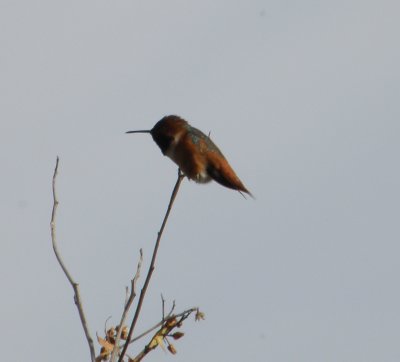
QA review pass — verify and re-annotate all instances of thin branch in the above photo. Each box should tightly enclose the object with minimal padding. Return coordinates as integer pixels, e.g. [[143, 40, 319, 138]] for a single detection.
[[130, 308, 197, 362], [161, 294, 166, 322], [50, 157, 96, 362], [129, 307, 197, 345], [104, 316, 112, 336], [118, 170, 185, 362], [169, 300, 176, 317], [110, 249, 144, 362]]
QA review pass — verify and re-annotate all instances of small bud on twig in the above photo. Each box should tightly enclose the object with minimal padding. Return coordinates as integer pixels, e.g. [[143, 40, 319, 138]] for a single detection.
[[167, 344, 177, 354], [172, 332, 184, 340]]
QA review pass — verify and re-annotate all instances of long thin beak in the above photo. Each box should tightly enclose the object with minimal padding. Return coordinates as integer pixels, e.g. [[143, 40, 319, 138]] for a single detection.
[[126, 130, 151, 134]]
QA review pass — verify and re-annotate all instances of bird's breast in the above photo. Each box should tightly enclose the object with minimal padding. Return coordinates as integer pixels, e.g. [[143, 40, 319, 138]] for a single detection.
[[165, 135, 212, 183]]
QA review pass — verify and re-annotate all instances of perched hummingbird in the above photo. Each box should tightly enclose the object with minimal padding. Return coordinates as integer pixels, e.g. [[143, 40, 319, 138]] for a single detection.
[[126, 115, 252, 197]]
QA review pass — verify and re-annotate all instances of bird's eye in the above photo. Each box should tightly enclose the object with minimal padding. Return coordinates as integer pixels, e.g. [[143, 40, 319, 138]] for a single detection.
[[155, 135, 174, 154]]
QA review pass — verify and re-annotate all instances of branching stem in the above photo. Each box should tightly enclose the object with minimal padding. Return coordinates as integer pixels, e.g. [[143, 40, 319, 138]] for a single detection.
[[50, 157, 96, 362], [118, 170, 185, 362]]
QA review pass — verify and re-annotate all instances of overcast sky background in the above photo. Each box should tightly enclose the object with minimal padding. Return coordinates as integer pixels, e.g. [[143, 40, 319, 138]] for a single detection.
[[1, 1, 400, 361]]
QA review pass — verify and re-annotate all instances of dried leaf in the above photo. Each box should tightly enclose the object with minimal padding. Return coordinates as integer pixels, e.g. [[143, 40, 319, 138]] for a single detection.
[[148, 333, 165, 351], [195, 310, 205, 321], [121, 325, 128, 340], [97, 335, 114, 353], [155, 335, 167, 352], [107, 327, 115, 337], [96, 346, 111, 361]]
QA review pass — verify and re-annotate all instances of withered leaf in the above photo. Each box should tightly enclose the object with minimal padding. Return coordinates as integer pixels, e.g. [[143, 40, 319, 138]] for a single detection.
[[195, 310, 205, 321], [97, 335, 114, 353]]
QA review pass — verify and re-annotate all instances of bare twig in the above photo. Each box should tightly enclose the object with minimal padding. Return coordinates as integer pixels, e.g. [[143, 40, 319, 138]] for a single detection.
[[118, 170, 185, 362], [169, 300, 176, 317], [50, 157, 96, 362], [161, 294, 166, 322], [110, 249, 144, 362], [104, 316, 112, 336], [129, 306, 197, 345]]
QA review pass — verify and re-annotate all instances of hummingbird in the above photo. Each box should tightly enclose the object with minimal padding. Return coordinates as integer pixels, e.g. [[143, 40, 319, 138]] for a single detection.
[[127, 115, 252, 197]]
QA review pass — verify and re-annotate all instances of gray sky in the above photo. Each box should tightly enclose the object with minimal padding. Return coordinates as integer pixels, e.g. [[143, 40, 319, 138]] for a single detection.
[[1, 0, 400, 361]]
